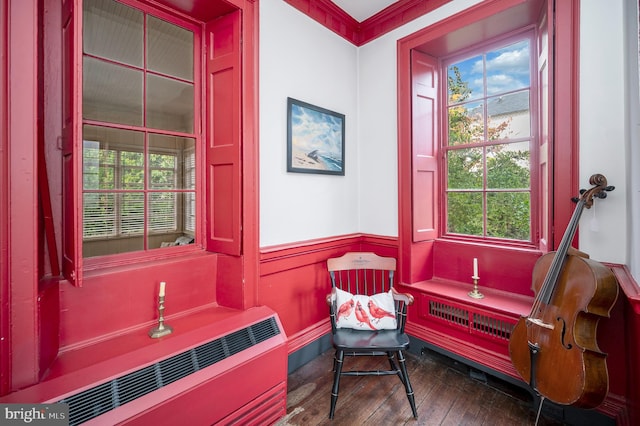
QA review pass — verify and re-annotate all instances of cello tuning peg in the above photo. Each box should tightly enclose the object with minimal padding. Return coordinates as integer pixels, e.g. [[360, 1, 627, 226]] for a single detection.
[[605, 185, 615, 192], [579, 189, 587, 195], [596, 192, 608, 199], [571, 197, 580, 203]]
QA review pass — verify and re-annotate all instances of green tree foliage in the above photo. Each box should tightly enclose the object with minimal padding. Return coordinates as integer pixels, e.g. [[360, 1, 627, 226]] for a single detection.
[[446, 66, 531, 240], [83, 147, 179, 238]]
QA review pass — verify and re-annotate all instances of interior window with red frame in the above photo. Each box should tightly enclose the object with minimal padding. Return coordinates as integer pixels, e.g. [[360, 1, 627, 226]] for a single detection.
[[81, 0, 199, 258]]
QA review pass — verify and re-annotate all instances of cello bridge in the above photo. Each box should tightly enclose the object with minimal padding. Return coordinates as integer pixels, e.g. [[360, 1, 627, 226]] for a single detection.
[[526, 317, 555, 330]]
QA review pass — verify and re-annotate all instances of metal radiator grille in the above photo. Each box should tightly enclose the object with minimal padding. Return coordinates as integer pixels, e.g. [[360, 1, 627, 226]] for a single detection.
[[59, 317, 281, 425], [472, 312, 514, 340], [428, 300, 469, 327], [428, 300, 515, 341]]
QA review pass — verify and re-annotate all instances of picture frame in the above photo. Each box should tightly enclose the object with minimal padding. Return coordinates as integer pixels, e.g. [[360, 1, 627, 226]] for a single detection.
[[287, 97, 345, 175]]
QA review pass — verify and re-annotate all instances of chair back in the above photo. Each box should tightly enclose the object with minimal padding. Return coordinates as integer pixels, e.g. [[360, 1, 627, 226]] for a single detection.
[[328, 252, 396, 296], [327, 252, 412, 333]]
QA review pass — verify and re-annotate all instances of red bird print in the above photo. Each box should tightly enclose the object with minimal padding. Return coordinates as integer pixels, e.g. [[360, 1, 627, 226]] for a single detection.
[[355, 301, 376, 330], [337, 299, 354, 321], [368, 299, 395, 321]]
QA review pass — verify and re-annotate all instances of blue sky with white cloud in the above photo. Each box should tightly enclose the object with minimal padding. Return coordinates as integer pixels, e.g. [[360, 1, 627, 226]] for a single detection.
[[448, 39, 531, 101], [290, 103, 343, 157]]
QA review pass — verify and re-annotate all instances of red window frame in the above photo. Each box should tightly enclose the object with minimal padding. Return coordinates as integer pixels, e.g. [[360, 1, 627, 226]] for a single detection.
[[62, 0, 243, 285], [81, 0, 202, 268], [397, 0, 579, 286]]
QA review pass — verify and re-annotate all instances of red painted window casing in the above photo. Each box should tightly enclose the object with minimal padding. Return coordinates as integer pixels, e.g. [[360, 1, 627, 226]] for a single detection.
[[398, 0, 578, 289], [62, 0, 244, 286]]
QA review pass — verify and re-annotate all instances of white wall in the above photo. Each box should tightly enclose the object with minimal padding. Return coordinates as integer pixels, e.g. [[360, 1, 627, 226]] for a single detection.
[[259, 0, 359, 247], [260, 0, 635, 273], [624, 0, 640, 278], [356, 0, 482, 236], [259, 0, 480, 246], [578, 0, 629, 265]]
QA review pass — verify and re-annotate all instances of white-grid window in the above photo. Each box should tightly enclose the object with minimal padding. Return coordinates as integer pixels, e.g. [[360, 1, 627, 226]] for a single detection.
[[81, 0, 198, 257], [443, 34, 536, 243]]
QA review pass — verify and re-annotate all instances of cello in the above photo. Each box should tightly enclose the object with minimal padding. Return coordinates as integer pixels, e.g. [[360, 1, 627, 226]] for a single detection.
[[509, 174, 619, 411]]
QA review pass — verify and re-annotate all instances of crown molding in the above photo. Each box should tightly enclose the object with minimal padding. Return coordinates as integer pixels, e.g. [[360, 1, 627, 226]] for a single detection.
[[284, 0, 452, 46]]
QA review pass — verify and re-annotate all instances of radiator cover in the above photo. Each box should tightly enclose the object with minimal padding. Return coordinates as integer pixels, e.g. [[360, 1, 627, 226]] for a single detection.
[[60, 317, 282, 425], [0, 307, 288, 426]]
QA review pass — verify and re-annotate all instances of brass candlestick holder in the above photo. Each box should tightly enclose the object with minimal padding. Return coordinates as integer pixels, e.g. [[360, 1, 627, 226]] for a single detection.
[[468, 276, 484, 299], [149, 295, 173, 338]]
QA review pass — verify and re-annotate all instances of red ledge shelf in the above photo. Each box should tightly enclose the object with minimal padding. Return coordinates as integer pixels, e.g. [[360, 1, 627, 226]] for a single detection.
[[406, 278, 533, 318]]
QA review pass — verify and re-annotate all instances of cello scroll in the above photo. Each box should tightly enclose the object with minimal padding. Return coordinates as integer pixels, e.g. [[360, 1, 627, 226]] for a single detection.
[[571, 173, 615, 207]]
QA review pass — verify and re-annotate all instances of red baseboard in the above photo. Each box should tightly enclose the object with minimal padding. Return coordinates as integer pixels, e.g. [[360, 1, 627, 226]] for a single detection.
[[287, 320, 331, 354]]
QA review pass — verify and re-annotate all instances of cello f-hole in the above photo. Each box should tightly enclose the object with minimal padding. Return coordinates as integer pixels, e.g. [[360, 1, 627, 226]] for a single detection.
[[557, 316, 573, 350]]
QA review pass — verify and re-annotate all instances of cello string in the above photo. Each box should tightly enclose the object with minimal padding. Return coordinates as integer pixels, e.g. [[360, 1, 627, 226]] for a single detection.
[[530, 198, 586, 320], [539, 200, 584, 304]]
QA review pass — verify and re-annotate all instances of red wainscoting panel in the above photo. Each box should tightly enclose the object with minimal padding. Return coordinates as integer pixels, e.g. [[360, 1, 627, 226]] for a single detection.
[[259, 234, 398, 352], [59, 252, 218, 350], [431, 239, 541, 296], [611, 265, 640, 425]]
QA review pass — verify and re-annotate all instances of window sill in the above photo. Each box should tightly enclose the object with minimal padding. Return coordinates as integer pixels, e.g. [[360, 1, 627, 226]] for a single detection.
[[436, 235, 540, 252], [83, 245, 208, 275], [406, 278, 533, 318]]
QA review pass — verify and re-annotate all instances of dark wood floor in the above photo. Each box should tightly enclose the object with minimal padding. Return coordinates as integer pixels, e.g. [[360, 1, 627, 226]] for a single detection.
[[278, 348, 569, 426]]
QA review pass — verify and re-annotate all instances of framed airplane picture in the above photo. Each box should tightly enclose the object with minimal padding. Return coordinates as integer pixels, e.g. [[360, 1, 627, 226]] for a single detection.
[[287, 97, 345, 175]]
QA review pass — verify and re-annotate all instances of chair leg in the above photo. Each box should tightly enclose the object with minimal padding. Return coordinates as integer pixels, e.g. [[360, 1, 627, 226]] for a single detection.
[[387, 352, 404, 383], [329, 350, 344, 419], [397, 350, 418, 418], [387, 351, 396, 371]]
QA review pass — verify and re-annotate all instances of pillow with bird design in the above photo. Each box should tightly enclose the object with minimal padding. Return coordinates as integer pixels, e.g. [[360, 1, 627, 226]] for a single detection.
[[334, 287, 397, 331]]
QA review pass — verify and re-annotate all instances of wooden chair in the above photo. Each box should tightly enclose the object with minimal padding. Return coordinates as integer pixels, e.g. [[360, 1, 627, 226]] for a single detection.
[[326, 252, 417, 419]]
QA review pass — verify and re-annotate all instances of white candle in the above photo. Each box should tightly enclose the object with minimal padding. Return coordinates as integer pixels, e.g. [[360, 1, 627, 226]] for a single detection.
[[473, 258, 478, 278], [159, 281, 166, 298]]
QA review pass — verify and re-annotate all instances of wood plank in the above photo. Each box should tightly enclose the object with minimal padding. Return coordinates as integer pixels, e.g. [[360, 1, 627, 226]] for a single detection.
[[278, 348, 568, 426]]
